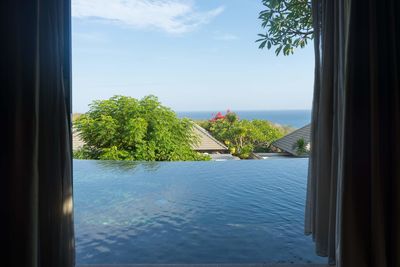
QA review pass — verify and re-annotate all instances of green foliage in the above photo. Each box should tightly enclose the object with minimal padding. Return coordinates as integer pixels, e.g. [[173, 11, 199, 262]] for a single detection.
[[201, 111, 286, 159], [250, 119, 288, 152], [294, 137, 309, 156], [74, 95, 210, 161], [257, 0, 313, 55]]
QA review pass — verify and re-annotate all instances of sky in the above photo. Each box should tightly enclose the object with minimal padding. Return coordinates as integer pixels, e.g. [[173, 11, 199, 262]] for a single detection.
[[72, 0, 315, 112]]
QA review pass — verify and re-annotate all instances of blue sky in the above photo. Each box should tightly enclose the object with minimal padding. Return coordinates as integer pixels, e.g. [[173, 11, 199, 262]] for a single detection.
[[72, 0, 315, 112]]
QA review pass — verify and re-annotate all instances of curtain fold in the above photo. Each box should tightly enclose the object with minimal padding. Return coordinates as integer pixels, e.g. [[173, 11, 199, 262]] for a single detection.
[[306, 0, 400, 266], [1, 1, 74, 267], [305, 0, 340, 263]]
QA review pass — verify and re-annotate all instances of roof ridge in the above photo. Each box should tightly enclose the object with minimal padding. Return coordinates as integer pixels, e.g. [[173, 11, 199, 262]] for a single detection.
[[271, 123, 311, 156], [272, 123, 311, 143]]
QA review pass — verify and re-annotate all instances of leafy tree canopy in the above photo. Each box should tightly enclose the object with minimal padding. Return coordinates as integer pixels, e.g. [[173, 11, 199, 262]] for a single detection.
[[74, 95, 209, 161], [257, 0, 313, 55], [200, 111, 287, 159]]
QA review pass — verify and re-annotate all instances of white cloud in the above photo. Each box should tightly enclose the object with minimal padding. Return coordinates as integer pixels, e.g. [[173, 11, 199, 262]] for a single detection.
[[72, 0, 224, 34]]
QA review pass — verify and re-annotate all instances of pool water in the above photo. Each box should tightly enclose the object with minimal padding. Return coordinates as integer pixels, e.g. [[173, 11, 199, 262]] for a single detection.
[[74, 159, 325, 264]]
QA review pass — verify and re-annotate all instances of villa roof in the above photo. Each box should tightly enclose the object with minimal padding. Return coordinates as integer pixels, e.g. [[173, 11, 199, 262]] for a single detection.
[[272, 124, 311, 156], [73, 123, 229, 154], [191, 123, 229, 153]]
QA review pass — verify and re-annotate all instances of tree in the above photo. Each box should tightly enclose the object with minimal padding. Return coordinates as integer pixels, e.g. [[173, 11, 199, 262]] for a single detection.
[[257, 0, 313, 55], [74, 95, 209, 161], [200, 111, 287, 159], [250, 119, 287, 152]]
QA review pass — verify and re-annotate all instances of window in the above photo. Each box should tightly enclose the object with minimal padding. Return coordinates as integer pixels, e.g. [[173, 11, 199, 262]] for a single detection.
[[72, 0, 323, 265]]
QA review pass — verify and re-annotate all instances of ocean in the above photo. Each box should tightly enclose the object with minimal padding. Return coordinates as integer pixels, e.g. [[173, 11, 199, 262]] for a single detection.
[[177, 110, 311, 128]]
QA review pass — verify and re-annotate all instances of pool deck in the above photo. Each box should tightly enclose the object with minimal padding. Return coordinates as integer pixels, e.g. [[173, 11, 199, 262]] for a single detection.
[[77, 264, 331, 267]]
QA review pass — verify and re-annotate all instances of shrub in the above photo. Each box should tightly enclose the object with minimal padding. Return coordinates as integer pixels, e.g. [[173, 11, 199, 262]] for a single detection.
[[202, 111, 286, 159], [74, 95, 209, 161], [294, 138, 310, 156]]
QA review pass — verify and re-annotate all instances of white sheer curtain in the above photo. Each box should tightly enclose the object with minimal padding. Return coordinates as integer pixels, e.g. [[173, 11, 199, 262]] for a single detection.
[[305, 0, 400, 266]]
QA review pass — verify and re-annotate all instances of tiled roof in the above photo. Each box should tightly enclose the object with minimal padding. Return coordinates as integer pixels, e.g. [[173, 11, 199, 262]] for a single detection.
[[191, 123, 228, 152], [72, 124, 228, 153], [272, 124, 311, 156]]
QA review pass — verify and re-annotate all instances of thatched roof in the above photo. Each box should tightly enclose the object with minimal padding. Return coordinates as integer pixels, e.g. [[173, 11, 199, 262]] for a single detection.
[[272, 124, 311, 156]]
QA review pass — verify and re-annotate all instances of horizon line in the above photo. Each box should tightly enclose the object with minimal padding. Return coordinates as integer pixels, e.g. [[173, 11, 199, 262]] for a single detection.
[[73, 109, 312, 113], [175, 109, 312, 112]]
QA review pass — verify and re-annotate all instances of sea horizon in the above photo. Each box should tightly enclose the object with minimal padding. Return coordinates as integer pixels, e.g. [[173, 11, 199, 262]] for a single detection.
[[72, 109, 312, 129], [176, 109, 311, 129]]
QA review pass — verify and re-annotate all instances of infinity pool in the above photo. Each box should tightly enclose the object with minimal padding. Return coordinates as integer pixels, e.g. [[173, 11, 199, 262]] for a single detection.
[[74, 159, 325, 264]]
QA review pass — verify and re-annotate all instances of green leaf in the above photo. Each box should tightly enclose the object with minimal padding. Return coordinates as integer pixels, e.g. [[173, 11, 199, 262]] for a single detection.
[[257, 0, 313, 56]]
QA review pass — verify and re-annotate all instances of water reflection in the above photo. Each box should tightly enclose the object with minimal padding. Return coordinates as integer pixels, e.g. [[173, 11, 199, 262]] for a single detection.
[[94, 160, 161, 173], [74, 159, 326, 265]]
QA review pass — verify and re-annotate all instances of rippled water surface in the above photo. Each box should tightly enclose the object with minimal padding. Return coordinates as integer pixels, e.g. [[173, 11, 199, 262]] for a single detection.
[[74, 159, 325, 264]]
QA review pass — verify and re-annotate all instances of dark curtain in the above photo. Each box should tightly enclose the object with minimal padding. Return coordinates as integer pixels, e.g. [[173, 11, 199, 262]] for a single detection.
[[1, 1, 75, 267], [305, 0, 343, 264], [306, 0, 400, 266]]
